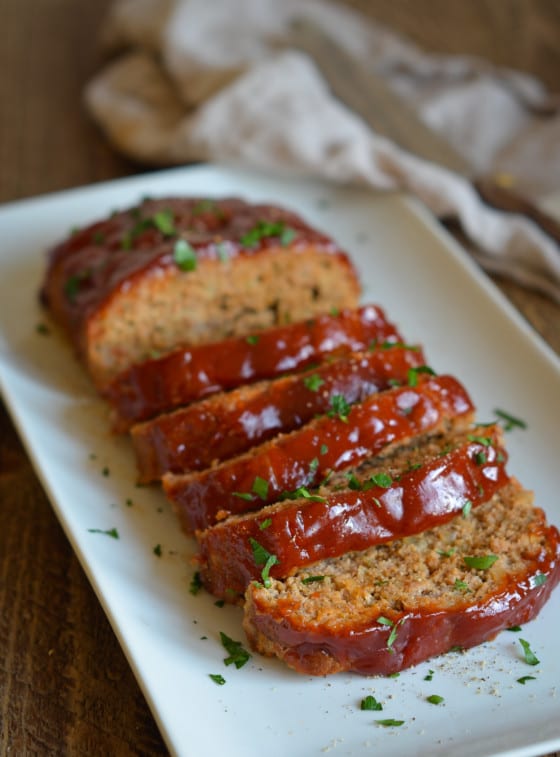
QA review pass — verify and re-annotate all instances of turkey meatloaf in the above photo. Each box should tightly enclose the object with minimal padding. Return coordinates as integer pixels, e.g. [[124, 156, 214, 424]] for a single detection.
[[163, 373, 475, 533], [243, 479, 560, 676], [105, 304, 404, 430], [131, 343, 427, 482], [196, 424, 509, 599], [40, 197, 361, 389]]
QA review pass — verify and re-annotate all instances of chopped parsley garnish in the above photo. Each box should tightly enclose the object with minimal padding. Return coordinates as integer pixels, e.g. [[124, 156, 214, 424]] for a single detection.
[[303, 374, 325, 392], [517, 676, 537, 685], [320, 444, 329, 455], [507, 625, 522, 632], [462, 500, 472, 518], [87, 527, 119, 539], [377, 616, 404, 653], [376, 719, 405, 727], [453, 579, 471, 593], [519, 638, 540, 666], [209, 673, 226, 685], [190, 571, 202, 595], [214, 600, 225, 608], [328, 394, 351, 422], [423, 669, 435, 681], [121, 208, 176, 248], [474, 451, 487, 465], [463, 554, 499, 570], [64, 273, 84, 302], [153, 209, 176, 235], [240, 220, 296, 248], [360, 695, 382, 711], [248, 538, 279, 587], [102, 466, 110, 477], [301, 575, 325, 585], [36, 323, 50, 335], [246, 334, 260, 345], [220, 631, 251, 668], [232, 491, 253, 501], [258, 518, 272, 530], [92, 231, 105, 245], [280, 486, 326, 503], [467, 434, 493, 446], [252, 476, 269, 501], [329, 307, 340, 317], [437, 547, 456, 557], [369, 472, 393, 488], [532, 573, 547, 587], [309, 457, 319, 475], [494, 408, 527, 431], [345, 471, 392, 492], [426, 694, 444, 705], [173, 239, 197, 271], [346, 472, 362, 490], [407, 365, 435, 387], [153, 544, 162, 557]]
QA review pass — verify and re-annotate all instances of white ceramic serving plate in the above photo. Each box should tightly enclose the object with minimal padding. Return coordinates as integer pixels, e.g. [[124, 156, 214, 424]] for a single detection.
[[0, 165, 559, 757]]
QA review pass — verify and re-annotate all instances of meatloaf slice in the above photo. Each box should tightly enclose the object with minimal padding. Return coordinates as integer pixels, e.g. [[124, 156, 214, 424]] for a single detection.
[[243, 479, 560, 676], [40, 197, 361, 389], [196, 425, 509, 599], [163, 374, 475, 533], [131, 344, 427, 482], [105, 304, 404, 430]]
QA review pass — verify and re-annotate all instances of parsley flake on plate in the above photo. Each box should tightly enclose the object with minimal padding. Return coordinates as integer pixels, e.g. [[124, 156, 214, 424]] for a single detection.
[[220, 631, 251, 669], [360, 695, 382, 711], [87, 527, 119, 539]]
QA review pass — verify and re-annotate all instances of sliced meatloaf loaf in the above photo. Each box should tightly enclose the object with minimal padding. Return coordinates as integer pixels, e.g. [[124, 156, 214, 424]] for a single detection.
[[196, 425, 509, 599], [131, 343, 427, 482], [105, 304, 404, 430], [243, 479, 560, 676], [163, 374, 475, 533], [40, 197, 361, 389]]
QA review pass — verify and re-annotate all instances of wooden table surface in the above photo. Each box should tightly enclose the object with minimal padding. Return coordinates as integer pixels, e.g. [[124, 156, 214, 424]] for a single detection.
[[1, 1, 558, 754]]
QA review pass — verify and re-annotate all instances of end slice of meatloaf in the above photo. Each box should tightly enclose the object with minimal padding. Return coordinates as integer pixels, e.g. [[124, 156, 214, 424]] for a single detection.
[[163, 373, 475, 534], [105, 304, 405, 430], [243, 479, 560, 677], [131, 343, 427, 482], [40, 197, 361, 389], [196, 425, 509, 599]]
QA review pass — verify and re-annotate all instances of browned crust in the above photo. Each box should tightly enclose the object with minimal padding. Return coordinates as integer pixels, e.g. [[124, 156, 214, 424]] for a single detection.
[[40, 197, 361, 387]]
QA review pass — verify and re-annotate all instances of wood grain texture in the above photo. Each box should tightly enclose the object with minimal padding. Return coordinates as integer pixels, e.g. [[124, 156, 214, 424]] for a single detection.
[[0, 1, 558, 754]]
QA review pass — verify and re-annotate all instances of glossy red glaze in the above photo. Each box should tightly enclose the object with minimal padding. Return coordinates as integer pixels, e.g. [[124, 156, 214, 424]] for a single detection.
[[164, 374, 474, 533], [197, 429, 509, 597], [41, 197, 349, 344], [131, 345, 427, 481], [246, 521, 560, 676], [106, 304, 404, 429]]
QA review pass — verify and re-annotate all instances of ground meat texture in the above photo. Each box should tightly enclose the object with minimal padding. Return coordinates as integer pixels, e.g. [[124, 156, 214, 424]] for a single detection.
[[105, 304, 405, 431], [196, 425, 509, 599], [40, 197, 361, 389], [243, 480, 560, 676]]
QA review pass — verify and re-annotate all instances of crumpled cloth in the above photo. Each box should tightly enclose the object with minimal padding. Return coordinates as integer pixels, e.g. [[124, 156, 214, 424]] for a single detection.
[[84, 0, 560, 301]]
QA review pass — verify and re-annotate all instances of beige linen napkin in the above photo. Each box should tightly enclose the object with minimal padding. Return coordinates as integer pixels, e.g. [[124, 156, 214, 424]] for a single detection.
[[85, 0, 560, 301]]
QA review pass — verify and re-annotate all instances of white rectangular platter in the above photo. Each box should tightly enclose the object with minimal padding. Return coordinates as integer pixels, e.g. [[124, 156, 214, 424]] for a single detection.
[[0, 164, 559, 757]]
